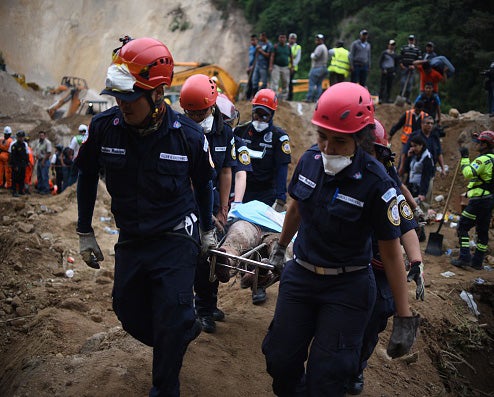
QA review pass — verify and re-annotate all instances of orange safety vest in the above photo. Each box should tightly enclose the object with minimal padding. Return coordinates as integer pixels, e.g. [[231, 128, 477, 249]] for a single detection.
[[401, 110, 427, 144]]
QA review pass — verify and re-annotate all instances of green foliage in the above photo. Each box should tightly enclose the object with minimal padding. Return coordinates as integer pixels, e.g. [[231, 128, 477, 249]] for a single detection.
[[227, 0, 494, 112]]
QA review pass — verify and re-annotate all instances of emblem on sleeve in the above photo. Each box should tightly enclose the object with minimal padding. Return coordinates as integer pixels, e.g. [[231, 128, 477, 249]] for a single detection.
[[239, 150, 251, 165], [399, 200, 414, 220], [387, 198, 401, 226], [282, 141, 291, 154]]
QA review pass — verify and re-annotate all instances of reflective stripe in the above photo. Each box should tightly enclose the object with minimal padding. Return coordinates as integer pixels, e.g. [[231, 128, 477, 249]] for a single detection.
[[295, 258, 368, 275], [400, 111, 426, 144]]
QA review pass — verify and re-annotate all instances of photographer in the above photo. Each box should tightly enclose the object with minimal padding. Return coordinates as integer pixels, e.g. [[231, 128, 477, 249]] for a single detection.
[[482, 61, 494, 116]]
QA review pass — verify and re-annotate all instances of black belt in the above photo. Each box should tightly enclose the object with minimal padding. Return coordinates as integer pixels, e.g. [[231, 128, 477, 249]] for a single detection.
[[295, 258, 368, 275]]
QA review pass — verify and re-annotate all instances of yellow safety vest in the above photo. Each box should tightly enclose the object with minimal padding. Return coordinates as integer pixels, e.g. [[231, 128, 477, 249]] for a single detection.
[[289, 44, 301, 71], [328, 47, 350, 78]]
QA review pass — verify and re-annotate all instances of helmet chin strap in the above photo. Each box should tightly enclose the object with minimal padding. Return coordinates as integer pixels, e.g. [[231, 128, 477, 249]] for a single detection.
[[130, 91, 166, 136]]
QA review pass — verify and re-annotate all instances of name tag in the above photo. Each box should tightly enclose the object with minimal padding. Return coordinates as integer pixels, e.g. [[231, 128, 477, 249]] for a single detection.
[[160, 153, 188, 162], [336, 193, 364, 208], [101, 147, 126, 155], [298, 174, 316, 188], [215, 146, 226, 152]]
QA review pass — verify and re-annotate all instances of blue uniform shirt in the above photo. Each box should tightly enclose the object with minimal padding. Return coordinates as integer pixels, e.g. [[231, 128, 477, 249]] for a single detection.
[[234, 122, 291, 198], [76, 105, 214, 235], [289, 145, 402, 268]]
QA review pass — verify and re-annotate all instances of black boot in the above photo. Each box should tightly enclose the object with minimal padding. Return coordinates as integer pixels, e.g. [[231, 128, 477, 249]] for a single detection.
[[346, 372, 364, 395]]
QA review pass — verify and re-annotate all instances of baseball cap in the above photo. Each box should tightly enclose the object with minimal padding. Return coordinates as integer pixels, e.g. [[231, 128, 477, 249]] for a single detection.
[[16, 130, 25, 138], [426, 41, 434, 47], [315, 34, 324, 40], [408, 34, 415, 40], [389, 39, 396, 45], [360, 29, 368, 35], [100, 86, 146, 101], [289, 33, 297, 39], [4, 126, 12, 135]]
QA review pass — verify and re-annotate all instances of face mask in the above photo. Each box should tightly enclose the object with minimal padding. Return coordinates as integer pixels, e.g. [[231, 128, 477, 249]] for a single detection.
[[252, 121, 269, 132], [200, 114, 214, 133], [321, 153, 352, 176]]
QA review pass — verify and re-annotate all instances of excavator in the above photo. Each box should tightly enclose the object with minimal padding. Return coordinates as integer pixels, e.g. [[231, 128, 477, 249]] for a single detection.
[[47, 76, 88, 119]]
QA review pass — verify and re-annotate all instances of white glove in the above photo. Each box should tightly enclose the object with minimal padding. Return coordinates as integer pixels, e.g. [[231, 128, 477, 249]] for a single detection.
[[78, 231, 104, 269], [272, 199, 287, 213], [269, 241, 287, 275], [227, 202, 242, 221], [200, 228, 217, 257]]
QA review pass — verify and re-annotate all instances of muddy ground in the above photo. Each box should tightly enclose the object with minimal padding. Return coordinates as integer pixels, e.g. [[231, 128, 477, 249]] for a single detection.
[[1, 73, 494, 396]]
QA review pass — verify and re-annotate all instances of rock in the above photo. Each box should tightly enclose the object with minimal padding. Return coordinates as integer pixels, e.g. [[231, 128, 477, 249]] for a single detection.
[[17, 222, 35, 233], [15, 306, 31, 316], [11, 295, 22, 308], [95, 276, 113, 285], [39, 232, 53, 240], [13, 263, 23, 272], [59, 298, 89, 312], [80, 331, 107, 353], [448, 108, 459, 118]]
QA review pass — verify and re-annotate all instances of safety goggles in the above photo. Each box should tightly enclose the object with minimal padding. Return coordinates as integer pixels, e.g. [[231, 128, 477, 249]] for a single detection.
[[184, 107, 211, 118], [252, 110, 271, 122]]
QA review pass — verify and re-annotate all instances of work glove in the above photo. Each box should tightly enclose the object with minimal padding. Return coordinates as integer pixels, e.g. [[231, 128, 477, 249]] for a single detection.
[[407, 261, 425, 301], [269, 241, 287, 276], [413, 206, 426, 226], [386, 314, 420, 359], [200, 228, 217, 257], [459, 146, 469, 158], [78, 231, 104, 269], [272, 199, 287, 213]]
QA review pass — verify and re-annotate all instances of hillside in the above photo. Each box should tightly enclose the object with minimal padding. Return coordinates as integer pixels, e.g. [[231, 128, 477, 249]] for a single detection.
[[0, 66, 494, 396]]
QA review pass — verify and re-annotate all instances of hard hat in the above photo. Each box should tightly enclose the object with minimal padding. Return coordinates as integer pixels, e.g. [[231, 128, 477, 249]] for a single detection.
[[179, 74, 218, 111], [101, 37, 174, 101], [252, 89, 278, 111], [16, 130, 26, 138], [4, 126, 12, 135], [216, 93, 237, 120], [78, 124, 88, 133], [477, 130, 494, 146], [312, 82, 374, 133], [373, 119, 389, 148]]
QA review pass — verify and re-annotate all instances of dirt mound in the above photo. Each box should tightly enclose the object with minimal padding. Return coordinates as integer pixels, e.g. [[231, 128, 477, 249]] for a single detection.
[[1, 91, 494, 397]]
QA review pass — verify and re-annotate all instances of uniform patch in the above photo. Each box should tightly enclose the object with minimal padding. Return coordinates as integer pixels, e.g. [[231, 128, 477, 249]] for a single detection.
[[336, 193, 364, 207], [247, 147, 266, 159], [101, 147, 126, 155], [381, 187, 397, 203], [215, 146, 226, 152], [472, 161, 480, 170], [298, 174, 316, 188], [159, 153, 188, 162], [387, 198, 401, 226], [399, 199, 414, 220], [238, 149, 250, 165], [173, 121, 182, 129], [351, 172, 362, 180], [282, 141, 291, 154], [314, 154, 321, 160], [263, 131, 272, 143], [113, 118, 120, 126]]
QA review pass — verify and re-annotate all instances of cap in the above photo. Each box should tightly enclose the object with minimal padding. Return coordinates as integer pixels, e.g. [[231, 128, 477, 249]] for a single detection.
[[360, 29, 368, 35], [336, 40, 344, 47], [426, 41, 434, 47], [389, 39, 396, 45], [16, 130, 25, 138], [78, 124, 88, 132], [4, 126, 12, 135], [315, 34, 324, 40], [100, 86, 146, 101], [289, 33, 297, 39], [408, 34, 415, 40]]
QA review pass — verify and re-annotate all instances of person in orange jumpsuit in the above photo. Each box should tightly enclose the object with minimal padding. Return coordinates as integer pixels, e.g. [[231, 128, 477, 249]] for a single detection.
[[24, 135, 35, 194], [0, 126, 13, 188]]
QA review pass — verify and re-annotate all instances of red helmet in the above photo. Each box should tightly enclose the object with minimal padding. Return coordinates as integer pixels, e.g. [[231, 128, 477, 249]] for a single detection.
[[252, 89, 278, 111], [179, 74, 218, 111], [373, 119, 389, 148], [112, 37, 174, 90], [478, 130, 494, 146], [312, 82, 374, 133]]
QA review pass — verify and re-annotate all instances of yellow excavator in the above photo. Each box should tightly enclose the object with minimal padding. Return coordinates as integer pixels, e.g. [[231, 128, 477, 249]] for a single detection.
[[47, 76, 88, 119]]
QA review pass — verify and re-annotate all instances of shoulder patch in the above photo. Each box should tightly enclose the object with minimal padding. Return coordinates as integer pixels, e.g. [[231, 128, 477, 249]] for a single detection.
[[398, 196, 414, 220], [281, 140, 291, 154], [238, 148, 251, 165], [381, 187, 397, 203], [387, 198, 401, 226]]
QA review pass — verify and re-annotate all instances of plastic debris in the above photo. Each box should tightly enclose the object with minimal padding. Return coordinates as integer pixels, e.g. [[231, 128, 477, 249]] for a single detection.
[[460, 290, 480, 316], [440, 271, 456, 278], [67, 256, 75, 264], [65, 269, 74, 278], [435, 195, 444, 202], [100, 217, 111, 222], [450, 222, 458, 228], [474, 277, 485, 285], [445, 249, 452, 256], [104, 226, 119, 235]]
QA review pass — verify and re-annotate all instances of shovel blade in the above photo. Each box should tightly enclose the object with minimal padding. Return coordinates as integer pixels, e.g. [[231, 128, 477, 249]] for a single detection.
[[425, 232, 443, 256], [394, 95, 406, 107]]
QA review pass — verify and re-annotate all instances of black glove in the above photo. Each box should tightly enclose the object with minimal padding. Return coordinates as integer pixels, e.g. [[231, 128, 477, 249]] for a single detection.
[[459, 146, 469, 158], [387, 314, 420, 359], [269, 241, 287, 275], [272, 199, 287, 213], [78, 231, 104, 269], [407, 261, 425, 301]]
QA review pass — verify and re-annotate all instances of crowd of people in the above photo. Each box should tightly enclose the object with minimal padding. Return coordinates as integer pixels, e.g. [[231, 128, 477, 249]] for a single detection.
[[3, 32, 493, 397], [0, 123, 87, 196]]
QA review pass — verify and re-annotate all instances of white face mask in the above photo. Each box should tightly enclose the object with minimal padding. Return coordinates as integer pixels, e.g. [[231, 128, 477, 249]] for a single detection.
[[200, 114, 214, 133], [321, 153, 352, 175], [252, 120, 269, 132]]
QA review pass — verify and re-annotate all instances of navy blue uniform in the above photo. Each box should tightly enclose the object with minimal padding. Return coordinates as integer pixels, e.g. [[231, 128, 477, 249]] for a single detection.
[[76, 105, 213, 397], [194, 114, 236, 318], [359, 164, 418, 375], [262, 145, 402, 396], [234, 122, 291, 205]]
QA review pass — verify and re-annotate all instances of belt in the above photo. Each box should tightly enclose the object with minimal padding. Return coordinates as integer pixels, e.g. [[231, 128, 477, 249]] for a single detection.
[[296, 258, 368, 275], [173, 213, 198, 231]]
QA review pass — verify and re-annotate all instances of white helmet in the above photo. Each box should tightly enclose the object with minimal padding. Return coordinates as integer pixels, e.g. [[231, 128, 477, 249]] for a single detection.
[[78, 124, 88, 133], [4, 126, 12, 135]]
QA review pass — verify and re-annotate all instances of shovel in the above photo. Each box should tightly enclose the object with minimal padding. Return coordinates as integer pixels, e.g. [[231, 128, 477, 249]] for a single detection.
[[425, 159, 461, 256], [394, 70, 411, 107]]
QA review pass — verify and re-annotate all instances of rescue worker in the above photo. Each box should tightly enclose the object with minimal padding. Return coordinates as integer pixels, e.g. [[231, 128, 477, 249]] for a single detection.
[[0, 126, 13, 189], [452, 130, 494, 270], [9, 130, 29, 197], [24, 135, 34, 194], [262, 82, 419, 396], [75, 37, 215, 397], [347, 119, 425, 395], [388, 101, 428, 146], [234, 88, 291, 211], [328, 40, 350, 85], [179, 74, 236, 334]]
